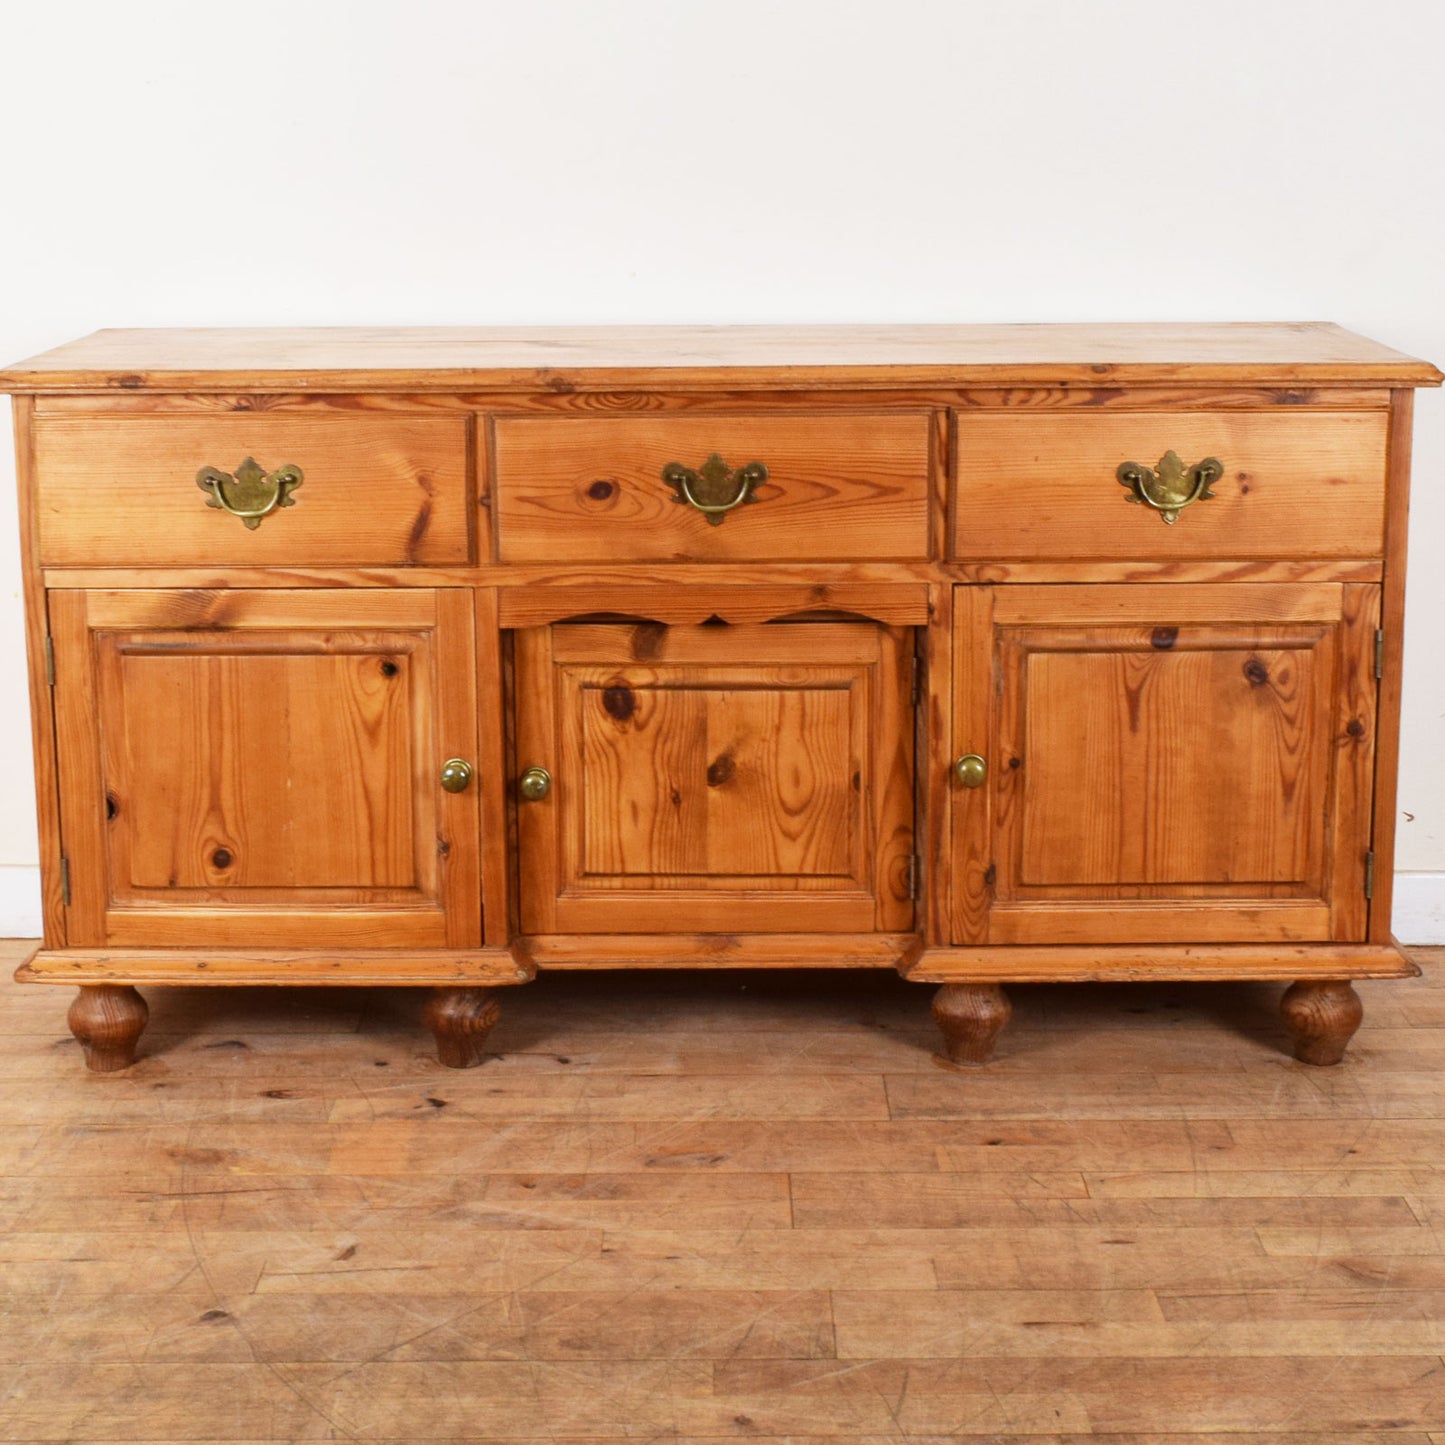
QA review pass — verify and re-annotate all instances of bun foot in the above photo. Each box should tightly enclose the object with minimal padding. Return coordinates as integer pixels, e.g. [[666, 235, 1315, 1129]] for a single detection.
[[68, 985, 148, 1072], [1281, 980, 1363, 1066], [423, 986, 501, 1068], [932, 983, 1011, 1066]]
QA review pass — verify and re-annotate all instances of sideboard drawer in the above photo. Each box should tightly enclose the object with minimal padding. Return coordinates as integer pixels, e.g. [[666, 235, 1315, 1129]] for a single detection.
[[34, 413, 471, 567], [492, 412, 932, 562], [953, 410, 1388, 559]]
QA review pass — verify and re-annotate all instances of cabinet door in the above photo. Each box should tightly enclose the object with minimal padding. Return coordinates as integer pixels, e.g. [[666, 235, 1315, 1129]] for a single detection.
[[51, 589, 480, 948], [515, 623, 914, 934], [950, 584, 1378, 946]]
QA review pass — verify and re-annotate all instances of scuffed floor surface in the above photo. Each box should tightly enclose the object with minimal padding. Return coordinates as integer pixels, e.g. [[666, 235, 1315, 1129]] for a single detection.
[[2, 943, 1444, 1442]]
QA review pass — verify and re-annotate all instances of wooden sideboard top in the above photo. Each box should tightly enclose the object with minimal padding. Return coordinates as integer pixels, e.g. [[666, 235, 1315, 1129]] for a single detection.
[[2, 322, 1439, 393]]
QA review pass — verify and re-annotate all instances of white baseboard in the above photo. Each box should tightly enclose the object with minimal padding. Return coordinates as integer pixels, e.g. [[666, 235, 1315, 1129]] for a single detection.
[[0, 865, 41, 939], [1, 864, 1441, 946], [1391, 873, 1445, 945]]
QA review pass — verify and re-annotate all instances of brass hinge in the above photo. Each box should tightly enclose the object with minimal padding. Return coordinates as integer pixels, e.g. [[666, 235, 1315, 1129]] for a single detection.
[[907, 855, 921, 900], [59, 855, 71, 907], [44, 636, 54, 687], [1364, 850, 1375, 900], [1375, 629, 1385, 681]]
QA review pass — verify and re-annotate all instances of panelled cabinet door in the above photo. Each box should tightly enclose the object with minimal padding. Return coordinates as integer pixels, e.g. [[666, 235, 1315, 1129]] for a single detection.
[[950, 584, 1379, 946], [50, 589, 480, 948], [515, 622, 914, 934]]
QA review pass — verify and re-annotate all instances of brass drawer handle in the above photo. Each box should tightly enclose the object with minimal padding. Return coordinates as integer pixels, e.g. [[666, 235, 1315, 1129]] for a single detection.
[[196, 456, 303, 530], [519, 766, 552, 802], [954, 754, 988, 788], [440, 758, 474, 793], [661, 453, 768, 526], [1117, 450, 1222, 525]]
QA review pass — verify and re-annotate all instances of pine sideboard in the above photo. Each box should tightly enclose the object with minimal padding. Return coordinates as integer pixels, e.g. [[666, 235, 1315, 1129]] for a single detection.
[[2, 324, 1438, 1072]]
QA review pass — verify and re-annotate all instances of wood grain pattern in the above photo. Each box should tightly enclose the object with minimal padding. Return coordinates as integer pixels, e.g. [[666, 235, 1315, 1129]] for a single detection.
[[493, 412, 932, 562], [38, 556, 1387, 592], [1370, 389, 1415, 942], [1010, 633, 1327, 888], [520, 933, 919, 969], [65, 983, 148, 1071], [515, 623, 913, 935], [905, 940, 1415, 983], [10, 397, 68, 945], [1281, 979, 1365, 1065], [4, 321, 1438, 390], [932, 981, 1012, 1064], [951, 583, 1378, 947], [18, 948, 533, 985], [49, 589, 480, 949], [422, 985, 502, 1068], [33, 413, 470, 566], [2, 940, 1445, 1440], [474, 587, 512, 947], [918, 582, 952, 944], [953, 410, 1389, 559], [23, 382, 1404, 416], [497, 581, 930, 628], [4, 325, 1437, 1040]]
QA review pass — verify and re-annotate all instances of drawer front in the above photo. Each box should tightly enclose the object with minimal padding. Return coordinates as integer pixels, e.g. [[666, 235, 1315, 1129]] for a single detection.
[[34, 414, 471, 566], [492, 412, 932, 562], [953, 410, 1388, 559]]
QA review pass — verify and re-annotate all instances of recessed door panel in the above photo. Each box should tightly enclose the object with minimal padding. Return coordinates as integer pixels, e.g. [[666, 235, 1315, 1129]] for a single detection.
[[516, 622, 914, 934], [52, 589, 480, 948], [951, 584, 1379, 946]]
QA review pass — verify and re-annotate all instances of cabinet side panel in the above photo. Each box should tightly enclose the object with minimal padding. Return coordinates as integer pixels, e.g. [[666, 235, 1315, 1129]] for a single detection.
[[1330, 583, 1380, 940], [1369, 390, 1414, 942], [11, 398, 65, 944]]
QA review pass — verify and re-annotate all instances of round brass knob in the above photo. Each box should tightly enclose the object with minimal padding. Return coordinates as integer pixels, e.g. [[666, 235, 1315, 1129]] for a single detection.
[[440, 758, 474, 794], [519, 766, 552, 802], [954, 754, 988, 789]]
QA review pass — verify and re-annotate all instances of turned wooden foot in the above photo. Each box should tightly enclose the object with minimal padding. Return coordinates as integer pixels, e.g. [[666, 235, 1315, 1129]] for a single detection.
[[1281, 980, 1363, 1066], [67, 985, 148, 1072], [423, 986, 501, 1068], [932, 983, 1011, 1066]]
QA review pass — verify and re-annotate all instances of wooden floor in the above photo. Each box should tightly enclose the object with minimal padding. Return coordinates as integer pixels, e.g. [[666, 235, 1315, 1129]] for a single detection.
[[2, 943, 1444, 1442]]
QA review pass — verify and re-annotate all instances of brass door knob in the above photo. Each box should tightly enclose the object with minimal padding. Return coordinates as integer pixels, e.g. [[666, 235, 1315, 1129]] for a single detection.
[[954, 754, 988, 788], [519, 766, 552, 802], [439, 758, 474, 793]]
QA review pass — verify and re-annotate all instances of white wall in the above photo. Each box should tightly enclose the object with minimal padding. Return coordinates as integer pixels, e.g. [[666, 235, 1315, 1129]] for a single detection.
[[2, 0, 1443, 937]]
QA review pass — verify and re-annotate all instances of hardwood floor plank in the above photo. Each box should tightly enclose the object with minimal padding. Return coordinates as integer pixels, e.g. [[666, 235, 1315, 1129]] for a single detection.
[[832, 1289, 1445, 1357], [321, 1072, 891, 1122], [0, 1170, 794, 1232], [0, 1289, 836, 1363], [887, 1067, 1445, 1120], [1158, 1287, 1445, 1322], [1087, 1167, 1445, 1198], [246, 1227, 940, 1293], [929, 1229, 1445, 1291], [791, 1174, 1418, 1228]]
